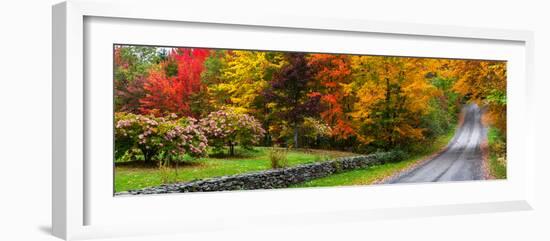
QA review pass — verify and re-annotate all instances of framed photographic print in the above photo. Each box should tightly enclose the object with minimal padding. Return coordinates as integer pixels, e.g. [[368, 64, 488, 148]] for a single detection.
[[52, 0, 535, 240]]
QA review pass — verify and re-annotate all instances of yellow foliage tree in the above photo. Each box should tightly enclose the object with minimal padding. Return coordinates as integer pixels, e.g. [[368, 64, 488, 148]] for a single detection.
[[349, 56, 439, 149], [209, 50, 286, 113], [441, 60, 507, 134]]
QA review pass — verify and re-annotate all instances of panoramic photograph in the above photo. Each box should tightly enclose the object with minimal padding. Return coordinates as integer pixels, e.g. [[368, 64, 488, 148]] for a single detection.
[[113, 45, 507, 195]]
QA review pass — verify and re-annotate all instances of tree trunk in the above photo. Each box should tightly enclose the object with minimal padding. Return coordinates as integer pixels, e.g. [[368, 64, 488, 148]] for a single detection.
[[263, 121, 271, 146], [229, 142, 235, 156], [293, 122, 299, 148], [263, 104, 271, 146], [143, 149, 154, 163], [174, 156, 178, 177], [384, 77, 392, 150]]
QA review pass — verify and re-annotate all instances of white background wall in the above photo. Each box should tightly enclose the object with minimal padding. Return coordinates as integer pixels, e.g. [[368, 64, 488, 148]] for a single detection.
[[0, 0, 548, 240]]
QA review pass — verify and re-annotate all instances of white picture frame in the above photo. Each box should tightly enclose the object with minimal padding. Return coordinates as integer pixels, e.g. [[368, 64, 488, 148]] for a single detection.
[[52, 0, 535, 240]]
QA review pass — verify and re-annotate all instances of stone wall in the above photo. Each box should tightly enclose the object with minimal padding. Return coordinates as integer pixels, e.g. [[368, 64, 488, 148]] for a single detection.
[[117, 152, 399, 195]]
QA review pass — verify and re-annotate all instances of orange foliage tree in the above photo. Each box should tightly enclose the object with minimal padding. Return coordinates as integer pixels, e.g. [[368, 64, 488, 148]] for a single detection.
[[444, 60, 507, 134], [350, 56, 439, 150]]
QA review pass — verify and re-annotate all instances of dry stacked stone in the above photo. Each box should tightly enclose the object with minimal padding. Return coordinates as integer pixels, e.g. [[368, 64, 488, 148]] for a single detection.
[[116, 152, 399, 196]]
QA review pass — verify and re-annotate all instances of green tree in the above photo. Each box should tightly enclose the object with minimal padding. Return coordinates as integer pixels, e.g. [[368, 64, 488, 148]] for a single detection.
[[114, 45, 161, 113]]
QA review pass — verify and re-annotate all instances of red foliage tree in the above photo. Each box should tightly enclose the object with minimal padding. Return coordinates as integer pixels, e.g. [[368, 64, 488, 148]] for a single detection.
[[308, 54, 355, 139], [140, 48, 210, 116]]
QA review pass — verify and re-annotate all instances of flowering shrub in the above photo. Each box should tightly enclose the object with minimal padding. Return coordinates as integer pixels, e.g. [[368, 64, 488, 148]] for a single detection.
[[114, 112, 208, 162], [115, 109, 264, 161], [160, 117, 208, 160], [200, 109, 266, 156], [115, 112, 162, 162]]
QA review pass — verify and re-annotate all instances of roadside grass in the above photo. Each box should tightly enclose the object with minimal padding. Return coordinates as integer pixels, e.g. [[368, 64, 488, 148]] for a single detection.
[[114, 146, 357, 192], [291, 125, 457, 188], [487, 127, 507, 179]]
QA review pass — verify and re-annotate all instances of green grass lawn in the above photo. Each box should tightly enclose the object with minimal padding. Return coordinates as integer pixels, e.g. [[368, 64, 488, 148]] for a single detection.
[[290, 125, 457, 188], [115, 147, 357, 192]]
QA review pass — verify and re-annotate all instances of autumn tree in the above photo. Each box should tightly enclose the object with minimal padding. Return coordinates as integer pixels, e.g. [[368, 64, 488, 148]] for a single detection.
[[444, 60, 507, 134], [209, 51, 286, 112], [206, 50, 286, 145], [115, 76, 148, 113], [115, 45, 504, 155], [139, 48, 210, 117], [114, 45, 161, 113], [263, 53, 321, 148], [420, 75, 460, 138], [350, 56, 438, 151], [307, 54, 356, 140], [438, 59, 507, 167]]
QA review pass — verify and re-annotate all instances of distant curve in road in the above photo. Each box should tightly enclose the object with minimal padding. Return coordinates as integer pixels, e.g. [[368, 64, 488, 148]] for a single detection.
[[387, 104, 486, 184]]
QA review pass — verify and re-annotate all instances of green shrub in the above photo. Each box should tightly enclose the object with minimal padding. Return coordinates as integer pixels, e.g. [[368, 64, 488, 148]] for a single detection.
[[488, 128, 506, 157], [158, 162, 177, 184], [488, 127, 507, 178], [269, 147, 288, 169], [372, 150, 406, 163]]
